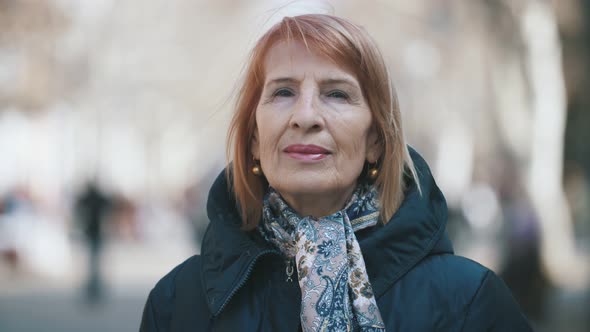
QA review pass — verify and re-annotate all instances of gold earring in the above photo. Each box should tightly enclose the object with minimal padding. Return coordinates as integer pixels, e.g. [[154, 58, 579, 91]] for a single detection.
[[368, 164, 378, 180], [252, 160, 262, 176]]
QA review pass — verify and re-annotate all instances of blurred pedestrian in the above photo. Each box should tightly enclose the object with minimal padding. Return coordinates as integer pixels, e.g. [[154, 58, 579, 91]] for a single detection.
[[75, 181, 111, 304]]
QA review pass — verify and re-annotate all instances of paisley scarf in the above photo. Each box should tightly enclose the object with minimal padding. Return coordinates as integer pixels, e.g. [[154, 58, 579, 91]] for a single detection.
[[258, 184, 386, 332]]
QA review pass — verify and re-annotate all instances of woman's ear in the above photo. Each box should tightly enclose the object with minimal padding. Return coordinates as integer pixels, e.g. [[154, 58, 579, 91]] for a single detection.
[[366, 128, 382, 164]]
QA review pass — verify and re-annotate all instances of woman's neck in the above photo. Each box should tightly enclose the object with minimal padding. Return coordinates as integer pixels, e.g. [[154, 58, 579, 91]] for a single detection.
[[278, 185, 356, 218]]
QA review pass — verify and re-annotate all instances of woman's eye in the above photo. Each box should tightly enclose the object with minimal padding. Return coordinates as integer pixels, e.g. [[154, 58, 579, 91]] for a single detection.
[[326, 90, 349, 99], [272, 88, 294, 98]]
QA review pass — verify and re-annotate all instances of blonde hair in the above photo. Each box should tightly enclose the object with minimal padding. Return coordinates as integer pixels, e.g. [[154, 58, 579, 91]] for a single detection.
[[227, 14, 418, 229]]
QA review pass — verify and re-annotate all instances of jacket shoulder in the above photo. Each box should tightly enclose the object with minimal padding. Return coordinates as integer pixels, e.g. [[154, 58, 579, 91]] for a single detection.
[[422, 254, 490, 285], [395, 254, 494, 301], [140, 255, 210, 332], [416, 254, 533, 331], [448, 257, 533, 331], [378, 254, 532, 331]]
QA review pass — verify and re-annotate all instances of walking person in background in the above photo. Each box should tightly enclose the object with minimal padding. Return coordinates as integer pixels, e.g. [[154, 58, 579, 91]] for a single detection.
[[75, 181, 111, 304], [140, 14, 533, 331]]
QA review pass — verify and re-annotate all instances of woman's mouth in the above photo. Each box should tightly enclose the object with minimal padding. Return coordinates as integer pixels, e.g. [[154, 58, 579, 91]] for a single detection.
[[284, 144, 331, 161]]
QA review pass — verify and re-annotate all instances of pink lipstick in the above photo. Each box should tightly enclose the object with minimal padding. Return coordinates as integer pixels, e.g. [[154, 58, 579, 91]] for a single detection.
[[284, 144, 331, 161]]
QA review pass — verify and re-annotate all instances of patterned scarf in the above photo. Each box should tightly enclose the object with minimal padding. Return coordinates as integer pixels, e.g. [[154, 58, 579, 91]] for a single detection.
[[259, 184, 386, 332]]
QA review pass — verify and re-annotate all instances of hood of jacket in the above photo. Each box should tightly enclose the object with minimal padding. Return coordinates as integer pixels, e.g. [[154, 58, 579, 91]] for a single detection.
[[200, 147, 453, 316]]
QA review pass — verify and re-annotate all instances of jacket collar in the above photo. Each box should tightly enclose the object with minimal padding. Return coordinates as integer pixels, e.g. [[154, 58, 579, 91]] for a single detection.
[[357, 147, 452, 297], [200, 147, 452, 315]]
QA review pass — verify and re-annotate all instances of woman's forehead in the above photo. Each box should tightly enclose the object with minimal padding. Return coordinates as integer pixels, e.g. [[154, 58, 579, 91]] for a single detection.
[[262, 40, 359, 83]]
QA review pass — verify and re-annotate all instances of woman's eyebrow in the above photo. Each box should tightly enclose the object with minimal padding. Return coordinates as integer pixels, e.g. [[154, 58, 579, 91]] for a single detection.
[[265, 77, 299, 87], [319, 78, 359, 89], [265, 77, 359, 89]]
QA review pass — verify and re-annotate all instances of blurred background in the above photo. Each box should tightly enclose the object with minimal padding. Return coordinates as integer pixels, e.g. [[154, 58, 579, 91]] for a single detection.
[[0, 0, 589, 331]]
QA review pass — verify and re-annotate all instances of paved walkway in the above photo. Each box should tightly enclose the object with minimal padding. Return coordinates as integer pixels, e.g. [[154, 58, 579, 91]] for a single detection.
[[0, 288, 147, 332], [0, 239, 196, 332]]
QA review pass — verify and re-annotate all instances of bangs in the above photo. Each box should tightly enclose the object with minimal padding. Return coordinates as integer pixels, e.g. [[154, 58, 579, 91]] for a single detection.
[[253, 15, 366, 84]]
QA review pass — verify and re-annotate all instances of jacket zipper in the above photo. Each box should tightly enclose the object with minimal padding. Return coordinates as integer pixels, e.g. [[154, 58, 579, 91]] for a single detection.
[[285, 258, 295, 282], [213, 249, 280, 317]]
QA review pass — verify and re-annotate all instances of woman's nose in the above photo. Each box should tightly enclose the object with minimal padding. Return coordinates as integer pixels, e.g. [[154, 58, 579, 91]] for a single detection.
[[288, 94, 324, 131]]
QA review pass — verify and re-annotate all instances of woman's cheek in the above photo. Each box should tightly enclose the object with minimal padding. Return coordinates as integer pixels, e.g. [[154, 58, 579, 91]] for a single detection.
[[259, 136, 279, 165]]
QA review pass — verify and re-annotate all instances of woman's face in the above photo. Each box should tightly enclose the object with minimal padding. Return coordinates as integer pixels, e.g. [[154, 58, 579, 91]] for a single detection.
[[252, 40, 380, 208]]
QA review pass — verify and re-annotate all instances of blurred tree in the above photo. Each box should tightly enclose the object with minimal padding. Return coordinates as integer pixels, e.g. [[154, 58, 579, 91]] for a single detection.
[[556, 0, 590, 232], [476, 0, 589, 289]]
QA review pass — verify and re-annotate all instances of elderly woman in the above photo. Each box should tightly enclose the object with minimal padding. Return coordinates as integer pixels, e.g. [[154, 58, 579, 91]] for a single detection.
[[140, 14, 532, 331]]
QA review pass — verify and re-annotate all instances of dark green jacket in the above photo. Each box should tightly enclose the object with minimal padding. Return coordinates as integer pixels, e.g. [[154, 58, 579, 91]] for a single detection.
[[140, 149, 533, 331]]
